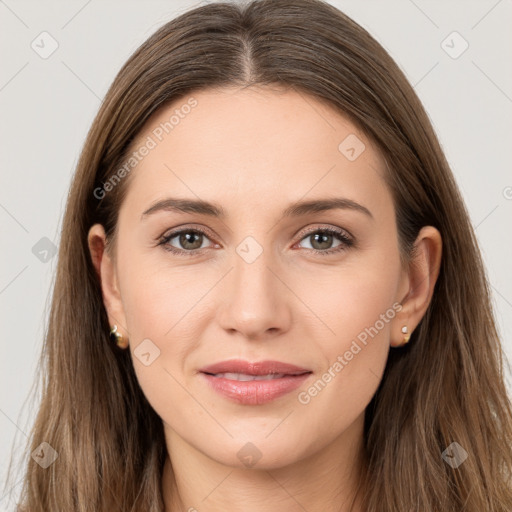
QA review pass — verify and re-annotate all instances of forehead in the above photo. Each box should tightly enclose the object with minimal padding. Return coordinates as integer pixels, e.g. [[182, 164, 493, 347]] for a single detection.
[[121, 86, 389, 218]]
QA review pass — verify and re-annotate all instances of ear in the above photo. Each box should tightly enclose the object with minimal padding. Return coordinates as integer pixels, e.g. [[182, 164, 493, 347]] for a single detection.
[[391, 225, 442, 347], [87, 223, 129, 342]]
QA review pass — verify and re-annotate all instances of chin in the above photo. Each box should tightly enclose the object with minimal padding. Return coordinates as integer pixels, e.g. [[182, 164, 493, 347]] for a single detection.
[[200, 432, 307, 470]]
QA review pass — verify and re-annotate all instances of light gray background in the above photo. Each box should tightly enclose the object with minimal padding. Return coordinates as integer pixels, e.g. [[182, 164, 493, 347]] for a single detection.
[[1, 0, 511, 508]]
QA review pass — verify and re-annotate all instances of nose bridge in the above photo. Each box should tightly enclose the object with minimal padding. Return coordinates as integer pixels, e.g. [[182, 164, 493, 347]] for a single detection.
[[232, 235, 277, 310], [217, 233, 290, 338]]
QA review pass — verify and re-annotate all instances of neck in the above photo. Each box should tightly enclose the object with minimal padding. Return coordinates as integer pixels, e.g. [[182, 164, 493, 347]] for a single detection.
[[161, 414, 366, 512]]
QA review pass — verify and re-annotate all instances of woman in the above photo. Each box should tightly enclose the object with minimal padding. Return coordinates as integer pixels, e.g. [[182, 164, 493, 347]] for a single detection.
[[7, 0, 512, 510]]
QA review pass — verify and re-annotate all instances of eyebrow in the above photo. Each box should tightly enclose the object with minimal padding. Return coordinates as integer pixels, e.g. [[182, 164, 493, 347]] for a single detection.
[[140, 197, 373, 221]]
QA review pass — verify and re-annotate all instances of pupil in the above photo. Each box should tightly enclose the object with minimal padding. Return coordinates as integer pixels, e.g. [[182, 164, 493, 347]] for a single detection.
[[181, 232, 202, 250], [312, 233, 332, 250]]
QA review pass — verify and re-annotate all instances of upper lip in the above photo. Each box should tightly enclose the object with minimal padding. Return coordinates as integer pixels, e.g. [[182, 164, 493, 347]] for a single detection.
[[199, 359, 311, 376]]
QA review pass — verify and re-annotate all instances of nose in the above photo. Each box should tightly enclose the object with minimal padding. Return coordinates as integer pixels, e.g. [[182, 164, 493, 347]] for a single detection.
[[216, 244, 292, 342]]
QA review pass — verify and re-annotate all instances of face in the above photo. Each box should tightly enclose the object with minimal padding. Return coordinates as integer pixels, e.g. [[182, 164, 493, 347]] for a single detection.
[[93, 86, 412, 470]]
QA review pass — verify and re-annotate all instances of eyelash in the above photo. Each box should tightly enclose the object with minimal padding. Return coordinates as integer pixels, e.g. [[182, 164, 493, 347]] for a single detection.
[[157, 225, 354, 258]]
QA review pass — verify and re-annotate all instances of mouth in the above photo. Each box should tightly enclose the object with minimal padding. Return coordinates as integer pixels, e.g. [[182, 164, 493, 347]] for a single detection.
[[199, 359, 311, 376], [204, 372, 303, 381], [198, 359, 312, 405]]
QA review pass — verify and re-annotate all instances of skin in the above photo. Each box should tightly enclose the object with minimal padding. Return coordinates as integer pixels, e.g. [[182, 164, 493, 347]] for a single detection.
[[88, 86, 442, 512]]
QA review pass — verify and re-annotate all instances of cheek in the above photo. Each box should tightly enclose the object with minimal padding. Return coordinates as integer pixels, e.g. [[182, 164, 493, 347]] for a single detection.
[[295, 242, 401, 347], [117, 243, 204, 338], [292, 244, 401, 409], [117, 251, 217, 397], [119, 260, 208, 416], [331, 268, 399, 345]]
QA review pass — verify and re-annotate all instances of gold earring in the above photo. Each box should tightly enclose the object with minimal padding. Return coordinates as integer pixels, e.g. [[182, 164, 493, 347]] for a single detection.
[[110, 324, 128, 349], [401, 325, 410, 346]]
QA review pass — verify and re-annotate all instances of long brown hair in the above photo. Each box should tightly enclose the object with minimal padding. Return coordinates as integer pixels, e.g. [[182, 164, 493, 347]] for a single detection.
[[5, 0, 512, 510]]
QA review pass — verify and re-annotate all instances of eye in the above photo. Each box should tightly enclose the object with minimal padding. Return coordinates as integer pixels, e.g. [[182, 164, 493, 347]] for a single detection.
[[158, 226, 215, 256], [295, 227, 354, 255]]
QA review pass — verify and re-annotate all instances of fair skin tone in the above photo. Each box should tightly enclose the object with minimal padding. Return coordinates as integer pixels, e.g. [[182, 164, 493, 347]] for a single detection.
[[88, 86, 442, 512]]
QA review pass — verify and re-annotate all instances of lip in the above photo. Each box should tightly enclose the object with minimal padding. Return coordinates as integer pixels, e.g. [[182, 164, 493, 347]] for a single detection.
[[199, 359, 312, 405], [199, 359, 310, 376]]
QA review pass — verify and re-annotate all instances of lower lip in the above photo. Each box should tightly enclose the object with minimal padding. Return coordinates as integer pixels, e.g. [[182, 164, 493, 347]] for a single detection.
[[200, 372, 311, 405]]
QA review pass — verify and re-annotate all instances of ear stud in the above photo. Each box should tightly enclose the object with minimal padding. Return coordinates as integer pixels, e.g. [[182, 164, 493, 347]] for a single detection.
[[401, 325, 410, 345], [110, 324, 128, 349]]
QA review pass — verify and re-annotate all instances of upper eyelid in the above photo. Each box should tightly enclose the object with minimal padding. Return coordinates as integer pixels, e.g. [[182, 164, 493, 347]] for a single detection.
[[161, 224, 215, 242], [295, 224, 353, 241]]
